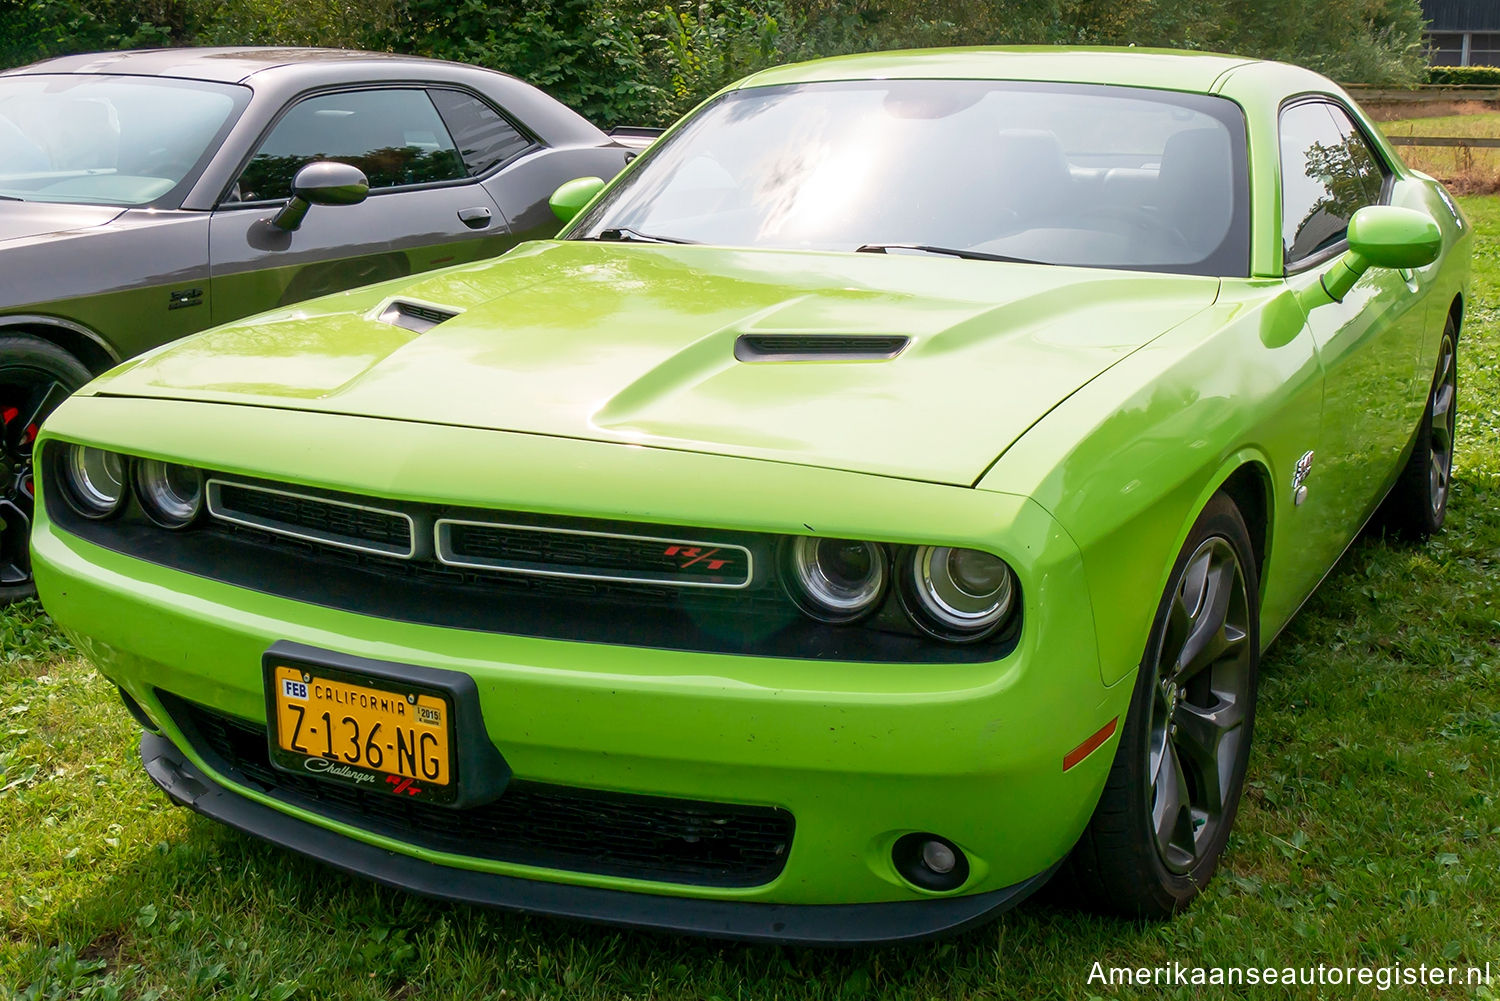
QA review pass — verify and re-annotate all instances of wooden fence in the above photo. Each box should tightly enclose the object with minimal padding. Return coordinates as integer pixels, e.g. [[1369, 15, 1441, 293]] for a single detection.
[[1386, 135, 1500, 149], [1345, 85, 1500, 103]]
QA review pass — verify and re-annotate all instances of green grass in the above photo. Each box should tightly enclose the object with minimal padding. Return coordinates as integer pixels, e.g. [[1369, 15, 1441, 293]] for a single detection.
[[4, 200, 1500, 1000]]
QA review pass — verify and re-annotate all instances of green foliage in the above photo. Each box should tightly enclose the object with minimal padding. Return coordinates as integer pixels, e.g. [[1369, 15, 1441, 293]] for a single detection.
[[0, 0, 184, 68], [190, 0, 398, 48], [0, 0, 1436, 125], [1426, 64, 1500, 86]]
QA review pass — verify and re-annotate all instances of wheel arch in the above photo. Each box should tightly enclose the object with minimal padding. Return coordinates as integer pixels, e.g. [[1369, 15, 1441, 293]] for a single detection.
[[1216, 460, 1273, 592], [0, 315, 119, 375], [1447, 293, 1463, 341], [1144, 451, 1277, 663]]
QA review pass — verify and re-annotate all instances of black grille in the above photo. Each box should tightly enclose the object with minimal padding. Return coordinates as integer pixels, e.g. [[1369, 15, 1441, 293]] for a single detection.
[[209, 482, 413, 556], [734, 334, 909, 361], [442, 521, 751, 587], [162, 693, 794, 888], [396, 302, 457, 325], [379, 300, 459, 333], [45, 448, 1018, 663]]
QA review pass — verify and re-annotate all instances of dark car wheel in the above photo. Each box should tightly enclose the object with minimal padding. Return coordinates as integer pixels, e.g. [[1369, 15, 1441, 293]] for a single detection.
[[1381, 319, 1458, 541], [1057, 492, 1259, 917], [0, 334, 93, 604]]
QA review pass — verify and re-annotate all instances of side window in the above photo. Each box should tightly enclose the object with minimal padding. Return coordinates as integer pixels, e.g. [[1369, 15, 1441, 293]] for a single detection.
[[1326, 104, 1388, 206], [230, 89, 465, 203], [429, 89, 534, 176], [1279, 101, 1385, 267]]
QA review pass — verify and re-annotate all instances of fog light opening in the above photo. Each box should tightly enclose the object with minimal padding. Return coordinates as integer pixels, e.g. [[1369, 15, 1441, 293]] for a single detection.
[[892, 832, 970, 892]]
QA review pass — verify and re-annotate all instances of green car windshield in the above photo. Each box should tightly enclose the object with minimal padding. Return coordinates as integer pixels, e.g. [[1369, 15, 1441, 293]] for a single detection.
[[573, 80, 1251, 277], [0, 74, 249, 207]]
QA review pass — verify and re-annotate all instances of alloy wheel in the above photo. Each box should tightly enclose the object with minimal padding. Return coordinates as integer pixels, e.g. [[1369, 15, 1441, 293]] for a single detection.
[[1428, 334, 1457, 520], [1, 369, 74, 588], [1145, 536, 1254, 873]]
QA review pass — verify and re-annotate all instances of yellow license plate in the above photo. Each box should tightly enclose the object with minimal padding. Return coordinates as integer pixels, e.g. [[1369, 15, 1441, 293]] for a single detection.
[[270, 663, 451, 790]]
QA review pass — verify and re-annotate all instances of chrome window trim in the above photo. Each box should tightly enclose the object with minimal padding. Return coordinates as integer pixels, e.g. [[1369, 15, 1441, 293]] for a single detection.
[[205, 479, 416, 560], [434, 518, 754, 589]]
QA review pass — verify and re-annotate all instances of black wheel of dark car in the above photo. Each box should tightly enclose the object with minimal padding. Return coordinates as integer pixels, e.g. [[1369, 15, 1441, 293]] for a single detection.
[[1057, 492, 1259, 917], [0, 334, 93, 604], [1380, 319, 1458, 540]]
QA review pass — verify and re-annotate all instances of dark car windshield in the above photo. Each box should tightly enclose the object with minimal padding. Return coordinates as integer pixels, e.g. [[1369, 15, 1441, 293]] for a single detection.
[[0, 74, 249, 207], [572, 80, 1250, 277]]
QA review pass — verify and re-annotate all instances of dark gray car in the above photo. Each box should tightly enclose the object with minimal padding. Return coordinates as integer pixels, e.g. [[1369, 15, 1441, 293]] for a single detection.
[[0, 47, 645, 600]]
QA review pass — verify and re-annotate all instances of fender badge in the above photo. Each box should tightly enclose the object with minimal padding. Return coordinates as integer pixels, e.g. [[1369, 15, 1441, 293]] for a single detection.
[[1292, 450, 1315, 506]]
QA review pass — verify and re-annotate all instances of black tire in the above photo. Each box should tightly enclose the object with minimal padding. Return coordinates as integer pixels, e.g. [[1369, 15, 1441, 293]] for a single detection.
[[1380, 319, 1457, 541], [0, 334, 94, 605], [1057, 493, 1260, 917]]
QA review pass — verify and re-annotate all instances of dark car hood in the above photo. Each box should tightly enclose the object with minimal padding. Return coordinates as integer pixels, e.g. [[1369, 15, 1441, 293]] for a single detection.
[[0, 201, 124, 245]]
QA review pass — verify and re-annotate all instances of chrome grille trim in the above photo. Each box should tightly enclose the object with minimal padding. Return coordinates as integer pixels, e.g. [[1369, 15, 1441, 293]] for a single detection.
[[205, 480, 417, 559], [434, 518, 754, 589]]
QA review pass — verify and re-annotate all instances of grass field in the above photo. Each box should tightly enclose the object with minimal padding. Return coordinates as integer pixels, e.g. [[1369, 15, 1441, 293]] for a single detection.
[[1382, 109, 1500, 194], [3, 200, 1499, 1000]]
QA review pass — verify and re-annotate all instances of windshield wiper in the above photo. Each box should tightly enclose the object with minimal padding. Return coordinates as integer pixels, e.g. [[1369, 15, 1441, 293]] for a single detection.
[[590, 227, 699, 245], [0, 194, 23, 202], [856, 243, 1048, 265]]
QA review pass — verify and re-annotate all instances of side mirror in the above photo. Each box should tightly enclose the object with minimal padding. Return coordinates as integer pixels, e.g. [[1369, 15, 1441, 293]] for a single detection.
[[1347, 205, 1443, 270], [1305, 206, 1442, 308], [269, 161, 370, 232], [549, 176, 605, 223]]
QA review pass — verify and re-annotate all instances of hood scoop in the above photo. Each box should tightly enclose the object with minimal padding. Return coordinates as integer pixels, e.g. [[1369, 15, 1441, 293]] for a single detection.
[[378, 299, 460, 334], [733, 334, 910, 362]]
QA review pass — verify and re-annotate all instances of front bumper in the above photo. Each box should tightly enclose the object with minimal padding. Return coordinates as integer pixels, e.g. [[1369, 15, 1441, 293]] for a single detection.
[[33, 397, 1131, 941], [142, 731, 1057, 944]]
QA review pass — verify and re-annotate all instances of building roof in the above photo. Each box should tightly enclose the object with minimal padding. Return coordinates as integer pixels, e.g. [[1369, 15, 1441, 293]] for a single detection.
[[1421, 0, 1500, 32]]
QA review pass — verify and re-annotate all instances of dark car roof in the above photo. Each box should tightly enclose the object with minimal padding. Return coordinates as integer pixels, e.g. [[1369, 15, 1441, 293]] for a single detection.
[[5, 47, 610, 154], [7, 47, 467, 85]]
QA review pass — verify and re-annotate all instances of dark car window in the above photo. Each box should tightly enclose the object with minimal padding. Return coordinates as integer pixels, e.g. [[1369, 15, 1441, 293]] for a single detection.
[[429, 89, 533, 176], [0, 74, 248, 207], [1279, 101, 1386, 267], [570, 80, 1251, 278], [230, 89, 466, 203]]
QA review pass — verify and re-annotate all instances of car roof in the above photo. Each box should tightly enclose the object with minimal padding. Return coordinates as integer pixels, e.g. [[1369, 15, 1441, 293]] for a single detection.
[[734, 46, 1263, 94], [5, 47, 464, 85]]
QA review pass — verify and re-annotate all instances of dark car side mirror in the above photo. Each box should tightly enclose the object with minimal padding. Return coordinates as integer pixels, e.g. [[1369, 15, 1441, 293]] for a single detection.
[[269, 161, 370, 232], [1300, 205, 1442, 309]]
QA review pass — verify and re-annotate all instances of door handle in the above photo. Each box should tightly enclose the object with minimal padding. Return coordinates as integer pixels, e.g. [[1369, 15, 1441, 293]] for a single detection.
[[458, 206, 491, 230]]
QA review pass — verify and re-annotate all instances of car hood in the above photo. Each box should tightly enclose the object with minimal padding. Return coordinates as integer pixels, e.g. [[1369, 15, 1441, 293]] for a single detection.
[[95, 242, 1220, 485], [0, 201, 124, 244]]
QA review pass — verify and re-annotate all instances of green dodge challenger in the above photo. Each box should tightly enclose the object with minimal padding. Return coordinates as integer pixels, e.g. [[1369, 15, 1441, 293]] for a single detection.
[[30, 48, 1470, 942]]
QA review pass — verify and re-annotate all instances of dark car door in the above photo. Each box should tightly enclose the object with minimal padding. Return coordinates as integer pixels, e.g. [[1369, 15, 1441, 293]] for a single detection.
[[207, 86, 526, 325]]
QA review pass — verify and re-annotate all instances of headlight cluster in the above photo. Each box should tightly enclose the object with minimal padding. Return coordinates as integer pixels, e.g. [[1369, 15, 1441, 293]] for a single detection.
[[58, 445, 203, 529], [784, 536, 1018, 643]]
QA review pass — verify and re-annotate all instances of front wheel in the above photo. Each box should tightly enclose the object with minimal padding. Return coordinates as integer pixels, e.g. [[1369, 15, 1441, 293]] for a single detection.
[[1058, 493, 1259, 917], [1, 334, 94, 604]]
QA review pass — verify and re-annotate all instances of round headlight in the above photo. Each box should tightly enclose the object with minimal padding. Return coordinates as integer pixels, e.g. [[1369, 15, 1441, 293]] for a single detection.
[[905, 545, 1016, 640], [133, 459, 203, 529], [786, 536, 888, 623], [61, 445, 127, 519]]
